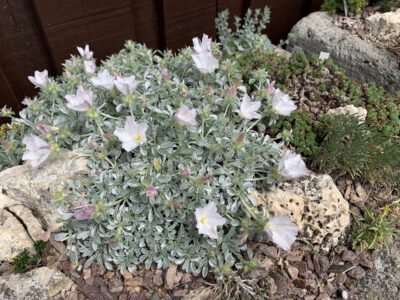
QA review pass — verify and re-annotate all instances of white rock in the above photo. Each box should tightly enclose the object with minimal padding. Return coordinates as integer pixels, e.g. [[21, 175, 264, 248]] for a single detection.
[[253, 173, 350, 252], [0, 267, 77, 300], [327, 105, 368, 121], [0, 208, 34, 261], [0, 151, 89, 228], [365, 9, 400, 39]]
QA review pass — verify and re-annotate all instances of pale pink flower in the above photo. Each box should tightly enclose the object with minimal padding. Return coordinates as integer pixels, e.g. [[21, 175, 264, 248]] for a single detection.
[[145, 186, 158, 197], [270, 89, 297, 116], [22, 134, 51, 168], [113, 116, 148, 152], [192, 34, 212, 54], [115, 75, 139, 95], [182, 167, 191, 177], [83, 60, 96, 74], [65, 85, 93, 112], [74, 205, 96, 220], [90, 69, 115, 90], [77, 45, 93, 59], [28, 70, 49, 88], [278, 150, 309, 180], [175, 105, 197, 126], [22, 97, 34, 106], [161, 68, 170, 81], [267, 81, 276, 94], [237, 93, 262, 120], [265, 216, 298, 251], [192, 52, 219, 74], [195, 202, 226, 240]]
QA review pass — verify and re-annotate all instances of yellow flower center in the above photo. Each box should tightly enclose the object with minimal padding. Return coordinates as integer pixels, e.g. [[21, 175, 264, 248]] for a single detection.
[[200, 216, 207, 225], [266, 223, 272, 229], [134, 134, 142, 142]]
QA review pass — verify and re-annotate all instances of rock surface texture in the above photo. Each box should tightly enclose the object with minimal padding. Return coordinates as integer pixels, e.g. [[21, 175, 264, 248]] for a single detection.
[[0, 267, 77, 300], [254, 173, 350, 252], [356, 243, 400, 300], [327, 104, 368, 121], [288, 12, 400, 93], [365, 8, 400, 40], [0, 152, 88, 261]]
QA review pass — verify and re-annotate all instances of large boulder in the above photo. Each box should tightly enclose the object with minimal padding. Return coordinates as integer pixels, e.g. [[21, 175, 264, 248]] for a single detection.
[[0, 152, 89, 229], [254, 173, 350, 252], [0, 152, 88, 261], [365, 8, 400, 40], [288, 12, 400, 93], [0, 266, 77, 300]]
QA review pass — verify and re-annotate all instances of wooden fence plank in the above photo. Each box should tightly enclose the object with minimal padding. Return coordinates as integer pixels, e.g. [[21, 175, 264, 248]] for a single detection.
[[162, 0, 217, 50], [0, 0, 54, 109], [32, 0, 160, 72]]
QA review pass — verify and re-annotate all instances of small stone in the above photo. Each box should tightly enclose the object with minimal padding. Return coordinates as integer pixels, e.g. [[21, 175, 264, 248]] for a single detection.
[[83, 268, 91, 282], [109, 275, 124, 293], [357, 253, 374, 269], [142, 271, 153, 285], [293, 261, 308, 277], [334, 273, 347, 286], [345, 277, 357, 290], [165, 264, 177, 290], [175, 271, 184, 284], [347, 266, 366, 279], [153, 273, 163, 287], [123, 272, 133, 281], [119, 294, 128, 300], [261, 245, 279, 258], [305, 296, 316, 300], [317, 293, 331, 300], [286, 254, 303, 262], [324, 282, 336, 296], [341, 250, 357, 262], [100, 285, 115, 300], [173, 289, 188, 297], [306, 254, 315, 271], [341, 290, 349, 300], [126, 277, 143, 288], [287, 265, 299, 279], [181, 273, 192, 284]]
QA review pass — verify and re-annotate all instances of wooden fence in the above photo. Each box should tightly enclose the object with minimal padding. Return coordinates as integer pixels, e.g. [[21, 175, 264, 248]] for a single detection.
[[0, 0, 323, 114]]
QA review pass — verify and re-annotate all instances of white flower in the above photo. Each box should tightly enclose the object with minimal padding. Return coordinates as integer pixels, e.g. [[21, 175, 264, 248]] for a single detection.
[[65, 85, 93, 112], [90, 69, 115, 90], [175, 105, 197, 126], [194, 202, 226, 239], [22, 134, 51, 168], [83, 60, 96, 74], [237, 93, 262, 120], [192, 34, 212, 54], [279, 150, 309, 180], [265, 216, 298, 251], [115, 75, 139, 95], [77, 44, 93, 59], [270, 89, 297, 116], [22, 97, 34, 106], [319, 51, 330, 61], [192, 52, 219, 74], [114, 116, 148, 151], [28, 70, 49, 88]]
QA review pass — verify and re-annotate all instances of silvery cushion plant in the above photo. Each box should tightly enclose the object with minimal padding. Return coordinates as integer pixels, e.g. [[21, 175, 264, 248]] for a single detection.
[[1, 28, 309, 276]]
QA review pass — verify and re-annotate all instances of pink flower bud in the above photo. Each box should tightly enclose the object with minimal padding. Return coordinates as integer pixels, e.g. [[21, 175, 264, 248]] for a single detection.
[[182, 167, 191, 177], [146, 185, 158, 197], [74, 205, 96, 220]]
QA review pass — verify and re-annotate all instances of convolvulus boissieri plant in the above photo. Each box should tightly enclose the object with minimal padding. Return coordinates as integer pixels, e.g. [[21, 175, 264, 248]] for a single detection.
[[216, 6, 273, 55], [0, 20, 309, 275]]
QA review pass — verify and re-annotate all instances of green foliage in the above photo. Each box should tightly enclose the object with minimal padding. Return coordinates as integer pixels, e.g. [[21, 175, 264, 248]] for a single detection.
[[12, 241, 47, 273], [379, 0, 400, 11], [353, 205, 400, 252], [269, 112, 319, 157], [312, 114, 400, 181], [0, 122, 25, 171], [322, 0, 369, 15], [363, 84, 400, 137], [216, 6, 273, 55]]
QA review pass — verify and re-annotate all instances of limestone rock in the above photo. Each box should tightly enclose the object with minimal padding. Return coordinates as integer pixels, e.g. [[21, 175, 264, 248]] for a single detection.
[[356, 242, 400, 299], [254, 173, 350, 252], [326, 105, 367, 121], [288, 12, 400, 93], [0, 209, 34, 261], [0, 266, 77, 300], [365, 9, 400, 40], [0, 151, 89, 228]]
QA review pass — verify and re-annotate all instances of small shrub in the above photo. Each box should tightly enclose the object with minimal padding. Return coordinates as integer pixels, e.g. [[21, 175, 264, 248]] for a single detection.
[[353, 205, 400, 252], [322, 0, 369, 15], [12, 241, 47, 273], [313, 114, 400, 181]]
